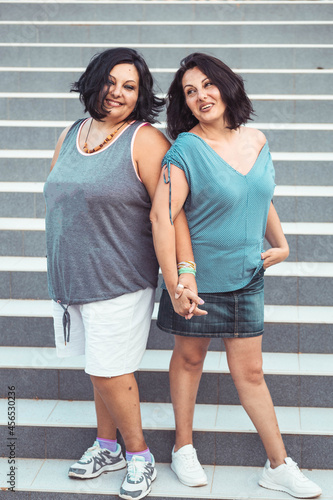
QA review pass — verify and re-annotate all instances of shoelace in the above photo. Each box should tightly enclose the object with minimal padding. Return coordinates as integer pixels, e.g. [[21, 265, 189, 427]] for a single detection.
[[80, 443, 99, 461], [287, 461, 307, 481], [127, 458, 147, 482], [182, 451, 200, 470]]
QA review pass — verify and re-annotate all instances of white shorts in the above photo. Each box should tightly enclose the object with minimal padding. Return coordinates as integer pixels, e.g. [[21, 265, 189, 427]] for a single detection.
[[52, 287, 155, 377]]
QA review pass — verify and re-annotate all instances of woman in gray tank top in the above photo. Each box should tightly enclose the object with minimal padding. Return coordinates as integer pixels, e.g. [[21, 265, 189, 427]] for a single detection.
[[44, 48, 203, 500]]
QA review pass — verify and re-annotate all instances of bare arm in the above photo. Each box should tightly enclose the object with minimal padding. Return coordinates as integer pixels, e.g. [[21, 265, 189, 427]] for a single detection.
[[150, 163, 207, 317], [50, 125, 71, 172], [262, 202, 289, 269]]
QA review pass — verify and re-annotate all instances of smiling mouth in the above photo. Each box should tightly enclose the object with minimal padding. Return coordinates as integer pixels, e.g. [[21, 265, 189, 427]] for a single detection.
[[200, 104, 213, 111], [105, 99, 123, 107]]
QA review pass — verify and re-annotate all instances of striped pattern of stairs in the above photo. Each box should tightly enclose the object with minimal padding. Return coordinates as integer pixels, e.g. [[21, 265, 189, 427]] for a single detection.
[[0, 1, 332, 498]]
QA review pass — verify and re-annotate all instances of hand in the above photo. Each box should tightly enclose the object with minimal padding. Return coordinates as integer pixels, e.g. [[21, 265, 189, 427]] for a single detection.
[[261, 247, 289, 269], [172, 273, 207, 319]]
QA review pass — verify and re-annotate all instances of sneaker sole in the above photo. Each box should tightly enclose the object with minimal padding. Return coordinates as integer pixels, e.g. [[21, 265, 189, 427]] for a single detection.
[[170, 463, 208, 487], [259, 479, 322, 499], [119, 468, 157, 500], [68, 458, 126, 479]]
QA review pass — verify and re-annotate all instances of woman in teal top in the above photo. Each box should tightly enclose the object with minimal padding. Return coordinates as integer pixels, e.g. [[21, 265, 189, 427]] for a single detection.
[[150, 53, 321, 498]]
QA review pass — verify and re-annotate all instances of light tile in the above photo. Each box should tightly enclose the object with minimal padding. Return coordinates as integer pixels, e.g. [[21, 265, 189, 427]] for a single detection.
[[299, 353, 333, 376], [0, 457, 45, 489], [0, 299, 52, 317], [0, 399, 57, 426], [300, 407, 333, 435], [0, 217, 45, 231], [140, 349, 171, 371], [216, 405, 256, 432], [152, 462, 214, 497], [0, 256, 46, 272], [263, 352, 299, 375], [46, 400, 96, 427]]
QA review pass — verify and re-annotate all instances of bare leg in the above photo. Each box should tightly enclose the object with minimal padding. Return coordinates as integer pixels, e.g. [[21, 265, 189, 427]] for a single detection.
[[224, 336, 287, 468], [91, 372, 147, 453], [92, 385, 117, 440], [169, 335, 211, 451]]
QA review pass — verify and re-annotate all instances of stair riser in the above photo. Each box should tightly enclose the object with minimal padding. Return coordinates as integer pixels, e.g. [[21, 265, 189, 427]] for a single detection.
[[1, 47, 331, 70], [1, 160, 332, 186], [2, 71, 332, 95], [1, 368, 332, 407], [0, 424, 331, 468], [1, 317, 332, 354], [1, 127, 333, 152], [1, 192, 332, 223], [3, 24, 333, 45], [1, 271, 332, 305], [2, 3, 333, 21]]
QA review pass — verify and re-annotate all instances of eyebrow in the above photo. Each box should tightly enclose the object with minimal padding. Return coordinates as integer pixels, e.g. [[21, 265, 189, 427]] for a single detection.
[[183, 77, 210, 89], [109, 76, 138, 84]]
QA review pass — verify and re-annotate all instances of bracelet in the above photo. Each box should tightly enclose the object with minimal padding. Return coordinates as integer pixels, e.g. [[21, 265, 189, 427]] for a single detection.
[[177, 260, 196, 277]]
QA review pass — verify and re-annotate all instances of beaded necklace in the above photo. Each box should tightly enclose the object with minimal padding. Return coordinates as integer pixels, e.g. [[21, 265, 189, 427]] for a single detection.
[[83, 119, 127, 154]]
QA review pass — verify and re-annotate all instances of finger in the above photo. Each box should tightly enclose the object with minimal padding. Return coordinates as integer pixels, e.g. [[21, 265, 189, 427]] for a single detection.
[[174, 283, 184, 299], [192, 307, 208, 316]]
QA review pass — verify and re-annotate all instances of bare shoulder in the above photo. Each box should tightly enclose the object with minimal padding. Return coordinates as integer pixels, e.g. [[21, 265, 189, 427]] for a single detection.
[[241, 126, 266, 148], [134, 123, 171, 152], [50, 125, 72, 171]]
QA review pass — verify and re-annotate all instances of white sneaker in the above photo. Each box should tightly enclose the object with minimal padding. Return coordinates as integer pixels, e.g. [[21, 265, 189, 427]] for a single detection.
[[119, 454, 157, 500], [68, 440, 126, 479], [259, 457, 322, 498], [171, 444, 208, 487]]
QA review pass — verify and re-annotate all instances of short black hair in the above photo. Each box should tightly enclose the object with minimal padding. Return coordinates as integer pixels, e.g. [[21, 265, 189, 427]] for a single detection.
[[166, 52, 254, 140], [71, 47, 164, 122]]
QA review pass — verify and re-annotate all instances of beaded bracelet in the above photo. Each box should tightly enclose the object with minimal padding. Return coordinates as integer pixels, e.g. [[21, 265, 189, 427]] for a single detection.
[[177, 260, 197, 277]]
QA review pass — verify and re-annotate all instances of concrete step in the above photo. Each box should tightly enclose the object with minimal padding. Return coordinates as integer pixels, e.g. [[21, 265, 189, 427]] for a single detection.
[[1, 256, 333, 305], [1, 156, 332, 185], [1, 68, 332, 94], [0, 457, 332, 500], [2, 0, 333, 22], [1, 218, 333, 261], [1, 345, 332, 408], [0, 189, 332, 222], [2, 94, 332, 122], [2, 22, 333, 45], [1, 123, 333, 151], [0, 399, 332, 467], [1, 45, 332, 69]]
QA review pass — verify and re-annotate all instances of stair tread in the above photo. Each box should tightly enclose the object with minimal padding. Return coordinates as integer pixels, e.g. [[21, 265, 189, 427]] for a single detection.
[[1, 346, 333, 375], [0, 457, 332, 499], [1, 398, 332, 435]]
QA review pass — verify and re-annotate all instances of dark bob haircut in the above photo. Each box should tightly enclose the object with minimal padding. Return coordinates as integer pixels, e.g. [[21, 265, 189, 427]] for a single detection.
[[71, 47, 164, 123], [167, 52, 254, 140]]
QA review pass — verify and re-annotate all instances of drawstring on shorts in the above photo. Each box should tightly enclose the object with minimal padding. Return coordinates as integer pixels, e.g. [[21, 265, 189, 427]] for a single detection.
[[57, 301, 71, 345]]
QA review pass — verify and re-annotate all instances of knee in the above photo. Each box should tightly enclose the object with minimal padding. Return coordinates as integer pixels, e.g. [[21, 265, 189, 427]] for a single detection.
[[175, 349, 207, 372], [232, 363, 264, 387]]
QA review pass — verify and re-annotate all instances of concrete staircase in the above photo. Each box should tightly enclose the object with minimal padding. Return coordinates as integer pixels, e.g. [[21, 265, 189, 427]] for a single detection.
[[0, 1, 333, 498]]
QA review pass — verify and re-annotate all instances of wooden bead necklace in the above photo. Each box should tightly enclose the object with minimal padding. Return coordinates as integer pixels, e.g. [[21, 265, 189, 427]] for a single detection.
[[83, 119, 127, 154]]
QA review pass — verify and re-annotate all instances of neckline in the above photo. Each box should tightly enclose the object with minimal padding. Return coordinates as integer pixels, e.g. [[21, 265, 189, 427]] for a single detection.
[[76, 118, 134, 157], [182, 132, 268, 177]]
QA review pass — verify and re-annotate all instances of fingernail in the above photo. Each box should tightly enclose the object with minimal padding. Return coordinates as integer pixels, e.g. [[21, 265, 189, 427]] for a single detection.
[[175, 293, 180, 299], [199, 299, 205, 305]]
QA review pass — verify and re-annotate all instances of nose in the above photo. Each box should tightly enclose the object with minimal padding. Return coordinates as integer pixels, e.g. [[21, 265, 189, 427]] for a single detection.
[[197, 89, 207, 100], [111, 84, 122, 98]]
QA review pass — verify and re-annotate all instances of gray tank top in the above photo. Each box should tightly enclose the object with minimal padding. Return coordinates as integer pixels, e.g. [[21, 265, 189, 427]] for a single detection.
[[44, 119, 159, 308]]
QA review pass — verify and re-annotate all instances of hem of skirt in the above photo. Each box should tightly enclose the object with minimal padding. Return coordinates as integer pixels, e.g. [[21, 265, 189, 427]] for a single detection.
[[156, 321, 264, 338]]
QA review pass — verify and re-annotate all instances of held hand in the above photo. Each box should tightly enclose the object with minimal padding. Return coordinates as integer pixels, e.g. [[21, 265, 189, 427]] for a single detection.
[[261, 247, 289, 269], [172, 273, 207, 319]]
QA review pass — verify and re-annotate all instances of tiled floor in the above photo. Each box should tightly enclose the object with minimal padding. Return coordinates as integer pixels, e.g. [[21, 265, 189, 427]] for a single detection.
[[0, 458, 332, 499]]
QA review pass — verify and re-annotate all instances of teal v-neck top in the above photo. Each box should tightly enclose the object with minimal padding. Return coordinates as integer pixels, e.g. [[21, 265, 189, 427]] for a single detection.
[[162, 132, 276, 293]]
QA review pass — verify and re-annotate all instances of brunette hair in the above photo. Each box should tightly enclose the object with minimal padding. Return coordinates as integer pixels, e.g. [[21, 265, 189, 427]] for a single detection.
[[71, 47, 164, 122], [167, 52, 254, 139]]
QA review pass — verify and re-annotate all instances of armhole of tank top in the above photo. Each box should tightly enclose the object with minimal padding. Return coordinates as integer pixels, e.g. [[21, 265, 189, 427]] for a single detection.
[[131, 122, 150, 183]]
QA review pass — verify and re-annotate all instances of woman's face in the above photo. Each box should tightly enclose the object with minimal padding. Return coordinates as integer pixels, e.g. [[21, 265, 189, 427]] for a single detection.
[[182, 66, 226, 124], [102, 63, 139, 120]]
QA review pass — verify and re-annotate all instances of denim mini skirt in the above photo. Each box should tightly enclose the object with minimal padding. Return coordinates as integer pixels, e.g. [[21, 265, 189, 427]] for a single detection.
[[157, 268, 265, 338]]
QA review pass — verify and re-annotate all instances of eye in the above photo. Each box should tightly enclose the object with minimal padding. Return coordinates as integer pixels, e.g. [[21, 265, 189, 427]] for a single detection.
[[186, 88, 196, 96], [124, 85, 135, 91], [204, 81, 212, 88]]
